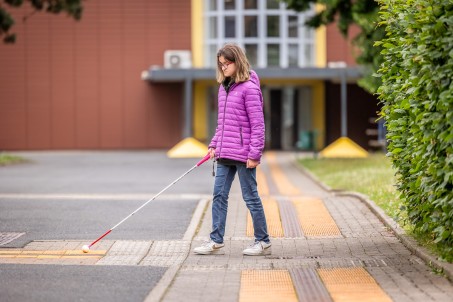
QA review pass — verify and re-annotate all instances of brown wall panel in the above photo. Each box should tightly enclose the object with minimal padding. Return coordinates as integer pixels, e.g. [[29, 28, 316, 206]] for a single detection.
[[0, 10, 27, 149], [50, 15, 76, 148], [123, 0, 148, 148], [25, 12, 52, 149], [147, 84, 183, 148], [74, 1, 100, 149], [99, 0, 124, 148], [0, 0, 192, 150], [326, 23, 361, 66]]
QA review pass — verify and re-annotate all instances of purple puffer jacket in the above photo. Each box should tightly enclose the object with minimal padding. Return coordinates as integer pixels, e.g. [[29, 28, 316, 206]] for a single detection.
[[209, 70, 265, 163]]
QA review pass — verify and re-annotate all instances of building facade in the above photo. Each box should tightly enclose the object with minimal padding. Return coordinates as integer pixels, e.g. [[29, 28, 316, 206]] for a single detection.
[[0, 0, 378, 151]]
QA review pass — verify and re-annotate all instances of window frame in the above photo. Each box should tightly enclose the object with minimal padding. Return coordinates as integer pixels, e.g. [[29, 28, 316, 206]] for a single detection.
[[204, 0, 316, 68]]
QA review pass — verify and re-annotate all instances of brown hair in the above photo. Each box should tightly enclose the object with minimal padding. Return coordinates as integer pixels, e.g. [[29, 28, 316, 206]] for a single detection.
[[216, 43, 251, 84]]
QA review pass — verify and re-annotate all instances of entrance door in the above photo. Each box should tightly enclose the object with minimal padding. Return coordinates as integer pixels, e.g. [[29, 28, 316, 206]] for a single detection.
[[269, 90, 282, 149], [264, 86, 312, 150]]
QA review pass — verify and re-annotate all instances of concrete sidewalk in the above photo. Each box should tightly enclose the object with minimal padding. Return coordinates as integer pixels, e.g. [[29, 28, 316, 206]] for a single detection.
[[153, 152, 453, 302], [1, 151, 452, 301]]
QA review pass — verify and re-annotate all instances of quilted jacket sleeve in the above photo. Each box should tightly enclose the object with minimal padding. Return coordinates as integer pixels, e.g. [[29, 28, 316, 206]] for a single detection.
[[244, 86, 265, 161], [209, 125, 220, 149], [208, 86, 222, 149]]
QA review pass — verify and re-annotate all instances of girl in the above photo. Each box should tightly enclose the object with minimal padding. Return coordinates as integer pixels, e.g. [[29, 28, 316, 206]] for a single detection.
[[194, 43, 271, 256]]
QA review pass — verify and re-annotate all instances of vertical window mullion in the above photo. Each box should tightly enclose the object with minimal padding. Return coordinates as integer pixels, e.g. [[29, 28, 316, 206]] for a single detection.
[[258, 0, 266, 67], [218, 0, 224, 47], [237, 0, 244, 45], [298, 14, 305, 67], [281, 9, 288, 67]]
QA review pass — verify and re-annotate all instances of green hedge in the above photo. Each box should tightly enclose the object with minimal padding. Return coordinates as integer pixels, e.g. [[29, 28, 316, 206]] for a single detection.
[[377, 0, 453, 261]]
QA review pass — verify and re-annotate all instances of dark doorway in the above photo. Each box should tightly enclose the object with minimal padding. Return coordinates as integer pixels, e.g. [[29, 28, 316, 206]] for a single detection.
[[269, 89, 282, 149]]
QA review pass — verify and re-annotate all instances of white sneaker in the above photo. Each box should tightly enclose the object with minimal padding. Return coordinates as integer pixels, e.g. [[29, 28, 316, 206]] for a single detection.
[[193, 240, 225, 255], [242, 241, 271, 256]]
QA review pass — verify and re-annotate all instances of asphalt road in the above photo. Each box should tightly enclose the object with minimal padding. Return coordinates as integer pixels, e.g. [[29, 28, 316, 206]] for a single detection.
[[0, 151, 213, 194], [0, 197, 199, 248], [1, 264, 167, 302], [0, 151, 214, 302]]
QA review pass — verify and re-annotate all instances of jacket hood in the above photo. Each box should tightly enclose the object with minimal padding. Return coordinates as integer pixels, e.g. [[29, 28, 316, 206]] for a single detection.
[[249, 70, 260, 87]]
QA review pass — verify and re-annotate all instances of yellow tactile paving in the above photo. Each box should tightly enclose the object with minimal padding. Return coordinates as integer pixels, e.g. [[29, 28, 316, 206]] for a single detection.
[[317, 267, 393, 302], [0, 249, 106, 259], [265, 152, 302, 196], [256, 166, 270, 196], [0, 250, 22, 254], [64, 250, 106, 255], [292, 197, 342, 237], [240, 270, 298, 302], [247, 196, 284, 237], [43, 250, 66, 255]]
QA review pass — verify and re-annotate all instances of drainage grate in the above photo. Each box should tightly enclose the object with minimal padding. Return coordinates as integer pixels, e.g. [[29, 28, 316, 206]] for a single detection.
[[0, 232, 25, 246], [265, 256, 294, 260]]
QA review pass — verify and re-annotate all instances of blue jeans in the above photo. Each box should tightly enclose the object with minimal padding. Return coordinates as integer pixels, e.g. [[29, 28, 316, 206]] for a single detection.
[[210, 163, 270, 244]]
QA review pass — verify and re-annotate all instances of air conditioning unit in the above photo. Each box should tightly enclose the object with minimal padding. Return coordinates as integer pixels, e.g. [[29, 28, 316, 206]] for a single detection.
[[164, 50, 192, 69]]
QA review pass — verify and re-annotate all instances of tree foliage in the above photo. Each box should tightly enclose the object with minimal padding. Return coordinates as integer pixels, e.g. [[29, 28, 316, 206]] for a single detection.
[[377, 0, 453, 261], [282, 0, 384, 93], [0, 0, 82, 43]]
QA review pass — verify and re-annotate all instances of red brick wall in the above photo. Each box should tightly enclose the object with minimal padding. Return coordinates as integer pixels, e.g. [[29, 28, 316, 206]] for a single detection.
[[326, 23, 361, 66], [0, 0, 190, 150]]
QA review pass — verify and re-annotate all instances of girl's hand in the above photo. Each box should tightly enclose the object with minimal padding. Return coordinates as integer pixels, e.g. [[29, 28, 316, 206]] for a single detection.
[[209, 148, 216, 159], [246, 159, 259, 169]]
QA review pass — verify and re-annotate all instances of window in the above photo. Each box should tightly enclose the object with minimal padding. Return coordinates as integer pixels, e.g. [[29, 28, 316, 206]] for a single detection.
[[245, 44, 258, 66], [288, 44, 298, 66], [267, 44, 279, 66], [209, 45, 218, 67], [224, 0, 235, 10], [208, 17, 217, 39], [304, 44, 313, 66], [225, 16, 235, 37], [208, 0, 217, 10], [205, 0, 315, 67], [267, 16, 279, 37], [267, 0, 279, 9], [288, 16, 298, 38], [244, 0, 257, 9], [244, 16, 258, 37]]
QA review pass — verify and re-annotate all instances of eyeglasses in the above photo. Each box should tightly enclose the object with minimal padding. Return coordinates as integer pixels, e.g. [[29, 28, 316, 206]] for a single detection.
[[218, 60, 234, 70]]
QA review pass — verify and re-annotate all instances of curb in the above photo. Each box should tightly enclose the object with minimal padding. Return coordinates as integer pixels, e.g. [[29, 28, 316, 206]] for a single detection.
[[144, 264, 181, 302], [144, 198, 210, 302], [183, 198, 210, 241], [339, 191, 453, 282], [292, 159, 453, 282]]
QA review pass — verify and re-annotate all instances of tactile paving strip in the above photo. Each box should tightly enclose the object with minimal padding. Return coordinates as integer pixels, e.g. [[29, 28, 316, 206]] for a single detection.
[[0, 232, 25, 246], [317, 267, 392, 302], [140, 240, 190, 267], [247, 197, 284, 237], [239, 270, 298, 302], [277, 198, 304, 238], [96, 240, 151, 266], [256, 166, 270, 196], [290, 268, 332, 302], [265, 152, 301, 196], [292, 197, 342, 238], [0, 249, 105, 259]]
